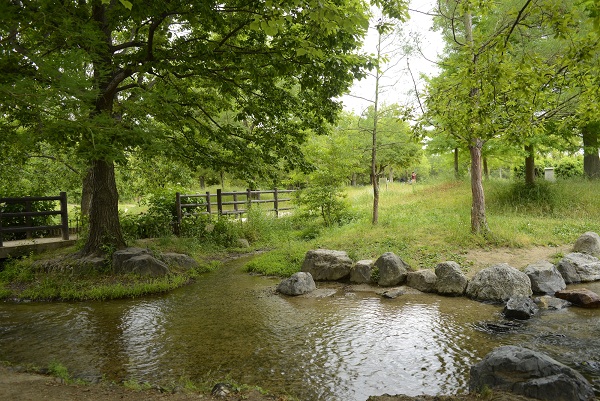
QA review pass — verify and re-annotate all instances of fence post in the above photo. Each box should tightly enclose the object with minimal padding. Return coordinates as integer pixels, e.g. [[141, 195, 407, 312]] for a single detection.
[[273, 187, 279, 217], [25, 200, 32, 239], [175, 192, 182, 236], [206, 192, 212, 215], [217, 188, 223, 215], [246, 188, 252, 215], [0, 205, 3, 247], [60, 192, 69, 240], [233, 193, 238, 216]]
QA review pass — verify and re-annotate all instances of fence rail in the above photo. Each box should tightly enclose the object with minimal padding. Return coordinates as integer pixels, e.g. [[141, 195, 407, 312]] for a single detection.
[[0, 192, 69, 247], [176, 188, 295, 227]]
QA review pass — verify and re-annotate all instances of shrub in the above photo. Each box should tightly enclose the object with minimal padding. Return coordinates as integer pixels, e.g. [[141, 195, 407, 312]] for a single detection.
[[553, 156, 583, 179]]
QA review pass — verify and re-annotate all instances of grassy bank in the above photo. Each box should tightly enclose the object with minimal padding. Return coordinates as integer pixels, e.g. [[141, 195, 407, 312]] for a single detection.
[[246, 178, 600, 276], [1, 178, 598, 301]]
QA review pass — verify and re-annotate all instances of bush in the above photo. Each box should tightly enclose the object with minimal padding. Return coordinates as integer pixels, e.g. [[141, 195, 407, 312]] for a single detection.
[[295, 183, 353, 226], [487, 179, 557, 215], [553, 156, 583, 179]]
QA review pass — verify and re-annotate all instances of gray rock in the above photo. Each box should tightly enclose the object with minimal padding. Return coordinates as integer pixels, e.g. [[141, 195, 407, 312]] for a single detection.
[[121, 254, 170, 277], [469, 346, 595, 401], [556, 252, 600, 283], [301, 249, 353, 281], [525, 260, 566, 294], [555, 288, 600, 308], [435, 261, 468, 296], [466, 263, 532, 303], [159, 252, 199, 270], [236, 238, 250, 248], [503, 296, 539, 320], [350, 259, 374, 284], [573, 231, 600, 257], [375, 252, 411, 287], [534, 295, 571, 310], [406, 269, 437, 293], [112, 247, 151, 272], [277, 272, 316, 296], [382, 288, 404, 299]]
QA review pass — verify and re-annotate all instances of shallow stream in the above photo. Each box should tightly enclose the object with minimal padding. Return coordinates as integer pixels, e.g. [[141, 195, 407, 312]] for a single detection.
[[1, 256, 599, 400]]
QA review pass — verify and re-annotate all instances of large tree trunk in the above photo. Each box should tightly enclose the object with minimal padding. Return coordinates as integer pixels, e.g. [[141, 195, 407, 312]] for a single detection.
[[583, 124, 600, 179], [470, 138, 489, 234], [525, 144, 535, 186], [81, 159, 126, 256], [81, 166, 94, 219]]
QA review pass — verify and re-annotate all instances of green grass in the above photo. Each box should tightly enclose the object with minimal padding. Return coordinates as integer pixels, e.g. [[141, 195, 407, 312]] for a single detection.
[[245, 178, 600, 276]]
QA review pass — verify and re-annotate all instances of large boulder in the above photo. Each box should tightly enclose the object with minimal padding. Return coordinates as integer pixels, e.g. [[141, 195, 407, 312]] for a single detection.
[[112, 247, 152, 272], [406, 269, 437, 293], [301, 249, 353, 281], [524, 260, 566, 294], [556, 253, 600, 283], [277, 272, 316, 296], [466, 264, 532, 303], [350, 260, 374, 284], [503, 296, 539, 320], [469, 346, 595, 401], [573, 231, 600, 257], [375, 252, 411, 287], [159, 252, 200, 270], [435, 261, 468, 296], [555, 288, 600, 308], [120, 254, 170, 277]]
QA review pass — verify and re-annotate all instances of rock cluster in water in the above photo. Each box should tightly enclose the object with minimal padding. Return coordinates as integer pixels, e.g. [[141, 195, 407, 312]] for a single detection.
[[276, 232, 600, 401]]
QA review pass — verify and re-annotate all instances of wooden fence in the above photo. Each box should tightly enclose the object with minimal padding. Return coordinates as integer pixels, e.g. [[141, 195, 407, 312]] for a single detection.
[[0, 192, 69, 247], [176, 188, 295, 225]]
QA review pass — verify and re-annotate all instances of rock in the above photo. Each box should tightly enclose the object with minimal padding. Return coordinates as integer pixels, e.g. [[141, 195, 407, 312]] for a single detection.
[[159, 252, 199, 270], [555, 288, 600, 308], [466, 263, 532, 303], [573, 231, 600, 257], [382, 288, 404, 299], [375, 252, 411, 287], [301, 249, 353, 281], [556, 253, 600, 283], [120, 254, 170, 277], [236, 238, 250, 248], [503, 296, 539, 320], [435, 261, 468, 296], [524, 260, 566, 294], [534, 295, 571, 310], [211, 382, 235, 397], [71, 256, 107, 275], [406, 269, 437, 293], [469, 345, 595, 401], [350, 259, 374, 284], [112, 247, 151, 272], [277, 272, 316, 296]]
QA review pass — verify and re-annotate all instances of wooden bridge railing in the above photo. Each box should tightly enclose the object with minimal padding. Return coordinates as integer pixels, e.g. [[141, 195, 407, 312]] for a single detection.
[[176, 188, 295, 226], [0, 192, 69, 247]]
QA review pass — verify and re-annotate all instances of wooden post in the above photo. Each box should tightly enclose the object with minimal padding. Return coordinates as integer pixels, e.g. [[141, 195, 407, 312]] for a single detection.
[[175, 192, 182, 236], [273, 188, 279, 217], [25, 200, 32, 239], [233, 193, 238, 216], [217, 188, 223, 215], [246, 188, 252, 212], [60, 192, 69, 240], [206, 192, 212, 215], [0, 205, 3, 247]]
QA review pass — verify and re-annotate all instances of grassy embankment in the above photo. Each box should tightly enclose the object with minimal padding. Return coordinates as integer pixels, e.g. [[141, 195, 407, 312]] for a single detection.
[[244, 178, 600, 276], [1, 178, 598, 301]]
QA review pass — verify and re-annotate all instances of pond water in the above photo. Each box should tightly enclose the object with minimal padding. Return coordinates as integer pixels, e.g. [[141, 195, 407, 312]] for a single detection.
[[0, 256, 599, 400]]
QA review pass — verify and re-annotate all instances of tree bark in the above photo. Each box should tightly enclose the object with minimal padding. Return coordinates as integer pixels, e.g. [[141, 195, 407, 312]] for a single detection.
[[454, 147, 459, 179], [351, 172, 357, 186], [525, 144, 535, 185], [81, 166, 94, 219], [388, 167, 394, 183], [470, 138, 489, 234], [200, 175, 206, 189], [81, 159, 126, 255], [583, 124, 600, 179]]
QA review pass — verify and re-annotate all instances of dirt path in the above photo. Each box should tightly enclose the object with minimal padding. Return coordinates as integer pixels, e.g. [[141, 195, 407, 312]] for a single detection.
[[463, 244, 571, 276]]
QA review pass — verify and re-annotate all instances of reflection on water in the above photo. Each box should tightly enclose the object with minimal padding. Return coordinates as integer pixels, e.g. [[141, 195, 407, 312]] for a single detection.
[[0, 258, 599, 400]]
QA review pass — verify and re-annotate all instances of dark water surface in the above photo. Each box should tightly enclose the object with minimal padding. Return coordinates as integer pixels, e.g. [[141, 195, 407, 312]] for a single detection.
[[1, 257, 599, 400]]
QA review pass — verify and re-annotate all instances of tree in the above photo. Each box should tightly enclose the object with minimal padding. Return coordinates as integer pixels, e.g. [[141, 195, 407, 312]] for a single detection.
[[1, 0, 376, 256]]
